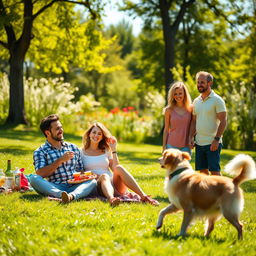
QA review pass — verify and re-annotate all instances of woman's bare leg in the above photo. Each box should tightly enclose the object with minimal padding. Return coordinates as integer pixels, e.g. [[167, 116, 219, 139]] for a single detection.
[[113, 165, 159, 206], [113, 165, 146, 197], [98, 174, 120, 206]]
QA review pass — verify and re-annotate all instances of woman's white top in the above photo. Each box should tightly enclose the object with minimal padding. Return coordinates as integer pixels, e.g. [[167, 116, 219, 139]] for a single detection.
[[80, 149, 113, 178]]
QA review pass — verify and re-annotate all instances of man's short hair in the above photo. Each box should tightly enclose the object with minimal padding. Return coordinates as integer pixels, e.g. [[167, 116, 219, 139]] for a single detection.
[[196, 71, 213, 83], [40, 114, 59, 137]]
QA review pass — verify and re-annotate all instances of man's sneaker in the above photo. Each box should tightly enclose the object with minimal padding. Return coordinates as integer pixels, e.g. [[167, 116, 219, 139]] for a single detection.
[[61, 191, 73, 203]]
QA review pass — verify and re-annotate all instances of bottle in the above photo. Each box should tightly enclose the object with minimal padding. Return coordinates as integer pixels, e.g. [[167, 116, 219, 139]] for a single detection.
[[5, 160, 14, 190], [13, 167, 21, 191], [0, 169, 6, 188], [5, 160, 12, 176]]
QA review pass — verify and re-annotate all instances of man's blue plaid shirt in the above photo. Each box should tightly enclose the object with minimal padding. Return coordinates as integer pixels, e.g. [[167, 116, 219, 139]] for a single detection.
[[33, 141, 83, 184]]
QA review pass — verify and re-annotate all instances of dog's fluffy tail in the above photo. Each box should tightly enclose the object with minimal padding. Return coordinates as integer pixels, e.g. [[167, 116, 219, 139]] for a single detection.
[[224, 154, 256, 185]]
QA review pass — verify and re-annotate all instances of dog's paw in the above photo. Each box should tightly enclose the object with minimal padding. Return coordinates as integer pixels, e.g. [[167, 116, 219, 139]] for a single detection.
[[177, 232, 187, 237], [156, 223, 162, 230]]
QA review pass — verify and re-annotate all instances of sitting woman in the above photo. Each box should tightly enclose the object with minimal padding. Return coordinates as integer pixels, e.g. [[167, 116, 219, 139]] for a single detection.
[[80, 122, 159, 206]]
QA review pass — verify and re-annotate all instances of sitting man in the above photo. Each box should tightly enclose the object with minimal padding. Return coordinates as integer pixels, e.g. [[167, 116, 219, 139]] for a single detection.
[[30, 114, 97, 203]]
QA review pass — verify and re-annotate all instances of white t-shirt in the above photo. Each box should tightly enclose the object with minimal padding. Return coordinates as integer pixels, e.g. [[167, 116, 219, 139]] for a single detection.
[[193, 90, 226, 145], [80, 149, 113, 178]]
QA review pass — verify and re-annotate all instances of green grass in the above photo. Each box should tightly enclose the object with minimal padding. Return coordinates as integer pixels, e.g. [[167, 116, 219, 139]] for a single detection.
[[0, 128, 256, 256]]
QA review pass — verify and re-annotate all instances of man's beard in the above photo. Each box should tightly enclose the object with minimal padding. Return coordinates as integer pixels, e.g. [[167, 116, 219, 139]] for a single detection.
[[51, 132, 64, 141], [198, 86, 207, 93]]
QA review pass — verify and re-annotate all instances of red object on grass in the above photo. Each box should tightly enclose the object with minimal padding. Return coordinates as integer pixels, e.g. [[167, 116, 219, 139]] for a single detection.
[[20, 168, 29, 190]]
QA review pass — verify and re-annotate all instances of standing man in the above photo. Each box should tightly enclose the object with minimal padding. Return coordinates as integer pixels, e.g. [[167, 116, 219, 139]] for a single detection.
[[30, 114, 97, 203], [189, 71, 227, 175]]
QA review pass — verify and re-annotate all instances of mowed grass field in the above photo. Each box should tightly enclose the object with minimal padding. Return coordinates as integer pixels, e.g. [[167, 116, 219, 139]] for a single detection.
[[0, 128, 256, 256]]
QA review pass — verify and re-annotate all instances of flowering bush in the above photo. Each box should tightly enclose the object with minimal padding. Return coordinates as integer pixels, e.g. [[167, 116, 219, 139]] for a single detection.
[[25, 77, 80, 126], [0, 74, 100, 131], [0, 73, 163, 144], [77, 106, 158, 143]]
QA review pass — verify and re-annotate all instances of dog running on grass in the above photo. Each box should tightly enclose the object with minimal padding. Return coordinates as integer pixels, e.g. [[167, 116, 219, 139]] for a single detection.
[[157, 148, 256, 239]]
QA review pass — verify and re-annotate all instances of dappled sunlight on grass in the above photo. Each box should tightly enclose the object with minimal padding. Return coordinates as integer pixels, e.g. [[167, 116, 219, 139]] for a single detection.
[[0, 129, 256, 255]]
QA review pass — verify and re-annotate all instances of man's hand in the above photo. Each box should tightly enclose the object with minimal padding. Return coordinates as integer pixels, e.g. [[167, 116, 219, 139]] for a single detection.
[[210, 140, 219, 151], [60, 151, 74, 163], [189, 137, 195, 149]]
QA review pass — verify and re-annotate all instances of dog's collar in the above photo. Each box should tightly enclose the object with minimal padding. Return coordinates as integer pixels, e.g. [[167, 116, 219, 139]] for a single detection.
[[169, 167, 189, 180]]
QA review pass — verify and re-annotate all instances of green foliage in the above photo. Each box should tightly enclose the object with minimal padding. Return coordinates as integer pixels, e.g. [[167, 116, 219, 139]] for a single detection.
[[171, 64, 198, 100], [68, 22, 139, 110], [221, 81, 256, 150], [107, 19, 135, 58], [0, 130, 256, 256], [0, 73, 8, 124], [127, 29, 165, 92], [0, 0, 111, 74]]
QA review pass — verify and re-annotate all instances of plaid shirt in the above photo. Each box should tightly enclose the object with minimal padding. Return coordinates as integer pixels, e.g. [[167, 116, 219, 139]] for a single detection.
[[33, 141, 83, 184]]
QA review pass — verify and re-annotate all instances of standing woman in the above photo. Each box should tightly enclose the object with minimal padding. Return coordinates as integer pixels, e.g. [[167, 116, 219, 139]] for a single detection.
[[163, 81, 193, 154], [80, 122, 159, 206]]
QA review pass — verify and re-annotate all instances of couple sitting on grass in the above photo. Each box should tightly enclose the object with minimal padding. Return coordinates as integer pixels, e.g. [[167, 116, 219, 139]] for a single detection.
[[30, 114, 159, 206]]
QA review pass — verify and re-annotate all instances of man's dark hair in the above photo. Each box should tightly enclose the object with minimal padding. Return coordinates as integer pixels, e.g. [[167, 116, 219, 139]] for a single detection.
[[40, 114, 59, 137]]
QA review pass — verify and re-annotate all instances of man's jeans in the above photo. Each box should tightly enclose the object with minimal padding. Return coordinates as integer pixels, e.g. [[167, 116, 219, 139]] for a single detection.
[[29, 174, 97, 200]]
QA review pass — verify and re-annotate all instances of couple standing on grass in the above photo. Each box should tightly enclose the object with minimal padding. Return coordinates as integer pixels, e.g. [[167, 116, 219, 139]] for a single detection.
[[163, 71, 227, 176], [30, 114, 159, 206]]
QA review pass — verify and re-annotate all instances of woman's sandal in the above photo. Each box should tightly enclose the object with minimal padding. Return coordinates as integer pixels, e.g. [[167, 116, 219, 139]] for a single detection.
[[141, 195, 159, 206], [109, 197, 121, 206]]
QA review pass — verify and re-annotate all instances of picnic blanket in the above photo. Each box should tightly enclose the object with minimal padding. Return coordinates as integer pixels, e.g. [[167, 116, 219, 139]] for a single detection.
[[48, 192, 142, 204]]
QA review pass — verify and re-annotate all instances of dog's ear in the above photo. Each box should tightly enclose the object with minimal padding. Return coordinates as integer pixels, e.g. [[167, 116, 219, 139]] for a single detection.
[[164, 152, 180, 169], [182, 152, 191, 161]]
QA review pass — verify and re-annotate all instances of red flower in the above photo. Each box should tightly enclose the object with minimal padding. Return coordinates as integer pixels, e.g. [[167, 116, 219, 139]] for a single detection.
[[110, 107, 120, 114], [122, 107, 128, 112], [127, 106, 134, 111]]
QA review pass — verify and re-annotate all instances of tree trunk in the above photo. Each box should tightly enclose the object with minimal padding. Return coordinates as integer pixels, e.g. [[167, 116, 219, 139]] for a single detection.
[[5, 53, 28, 125], [3, 0, 33, 126], [159, 0, 175, 101]]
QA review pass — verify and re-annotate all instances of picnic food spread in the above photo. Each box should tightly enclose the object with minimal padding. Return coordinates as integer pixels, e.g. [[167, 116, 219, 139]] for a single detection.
[[67, 171, 97, 184]]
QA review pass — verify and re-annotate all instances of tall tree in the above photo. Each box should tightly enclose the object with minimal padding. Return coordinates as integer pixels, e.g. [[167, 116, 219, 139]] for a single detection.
[[107, 19, 135, 58], [0, 0, 103, 125], [122, 0, 244, 98], [122, 0, 195, 97]]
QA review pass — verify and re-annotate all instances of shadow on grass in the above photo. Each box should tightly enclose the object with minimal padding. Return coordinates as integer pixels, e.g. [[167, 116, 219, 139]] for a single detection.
[[135, 174, 163, 181], [153, 195, 169, 204], [0, 128, 81, 142], [0, 146, 33, 155], [119, 152, 161, 165], [20, 193, 44, 202], [152, 229, 226, 243]]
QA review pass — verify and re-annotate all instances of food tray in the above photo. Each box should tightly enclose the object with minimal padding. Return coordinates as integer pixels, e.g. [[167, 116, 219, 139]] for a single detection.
[[67, 174, 97, 184]]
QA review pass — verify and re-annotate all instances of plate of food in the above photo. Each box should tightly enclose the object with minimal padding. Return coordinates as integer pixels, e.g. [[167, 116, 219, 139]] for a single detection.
[[67, 171, 97, 184]]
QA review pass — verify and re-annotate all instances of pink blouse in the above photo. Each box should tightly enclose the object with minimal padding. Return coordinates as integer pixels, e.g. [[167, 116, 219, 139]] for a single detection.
[[167, 109, 192, 147]]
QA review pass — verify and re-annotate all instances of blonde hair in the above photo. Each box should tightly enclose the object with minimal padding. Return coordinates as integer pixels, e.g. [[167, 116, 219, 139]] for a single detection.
[[164, 81, 192, 112], [196, 71, 213, 82], [82, 122, 112, 151]]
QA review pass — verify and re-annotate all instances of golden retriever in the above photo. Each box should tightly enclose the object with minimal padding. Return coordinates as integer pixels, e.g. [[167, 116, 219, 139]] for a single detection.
[[157, 148, 256, 239]]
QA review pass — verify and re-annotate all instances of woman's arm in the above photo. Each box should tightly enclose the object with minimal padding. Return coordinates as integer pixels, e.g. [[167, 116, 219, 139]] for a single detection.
[[163, 108, 171, 151], [108, 136, 119, 171]]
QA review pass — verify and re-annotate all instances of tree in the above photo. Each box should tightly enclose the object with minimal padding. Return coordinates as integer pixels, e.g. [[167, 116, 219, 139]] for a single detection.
[[121, 0, 246, 98], [107, 19, 135, 58], [0, 0, 104, 125], [122, 0, 195, 97]]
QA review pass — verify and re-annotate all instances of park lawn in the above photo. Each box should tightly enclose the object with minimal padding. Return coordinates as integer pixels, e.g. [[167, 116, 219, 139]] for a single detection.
[[0, 128, 256, 256]]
